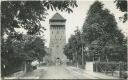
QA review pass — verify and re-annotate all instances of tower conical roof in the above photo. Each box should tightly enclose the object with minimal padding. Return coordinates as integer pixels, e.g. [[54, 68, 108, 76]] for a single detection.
[[50, 13, 66, 20]]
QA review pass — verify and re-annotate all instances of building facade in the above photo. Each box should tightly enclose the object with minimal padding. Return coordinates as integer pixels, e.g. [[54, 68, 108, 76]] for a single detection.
[[49, 13, 67, 63]]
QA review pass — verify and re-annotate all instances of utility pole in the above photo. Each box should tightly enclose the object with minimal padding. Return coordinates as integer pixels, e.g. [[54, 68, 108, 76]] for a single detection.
[[73, 52, 75, 66], [82, 43, 85, 69], [81, 34, 85, 69], [75, 48, 78, 68]]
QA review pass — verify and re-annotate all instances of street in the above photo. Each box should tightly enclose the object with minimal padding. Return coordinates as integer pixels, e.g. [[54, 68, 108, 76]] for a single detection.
[[7, 62, 119, 79], [15, 65, 79, 79], [39, 65, 75, 79]]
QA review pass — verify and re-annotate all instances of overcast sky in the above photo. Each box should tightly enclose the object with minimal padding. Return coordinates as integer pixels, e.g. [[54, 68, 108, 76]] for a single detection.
[[41, 0, 127, 47]]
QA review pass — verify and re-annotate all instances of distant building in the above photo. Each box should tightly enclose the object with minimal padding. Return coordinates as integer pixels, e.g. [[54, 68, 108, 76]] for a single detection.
[[49, 13, 67, 63]]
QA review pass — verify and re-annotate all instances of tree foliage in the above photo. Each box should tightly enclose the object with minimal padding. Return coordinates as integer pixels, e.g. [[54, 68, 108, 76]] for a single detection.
[[1, 34, 46, 76], [64, 28, 85, 65], [1, 1, 78, 36], [82, 1, 127, 61], [114, 0, 127, 22]]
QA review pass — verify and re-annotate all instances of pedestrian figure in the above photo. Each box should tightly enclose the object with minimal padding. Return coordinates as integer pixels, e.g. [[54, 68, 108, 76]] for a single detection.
[[56, 58, 61, 66]]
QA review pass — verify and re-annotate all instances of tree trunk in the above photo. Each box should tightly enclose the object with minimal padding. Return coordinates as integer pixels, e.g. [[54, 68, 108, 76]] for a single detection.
[[82, 45, 85, 69], [106, 55, 109, 62]]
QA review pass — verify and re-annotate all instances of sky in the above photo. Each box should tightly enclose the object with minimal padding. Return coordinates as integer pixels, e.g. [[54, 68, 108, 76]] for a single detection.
[[14, 0, 128, 47], [41, 0, 128, 47]]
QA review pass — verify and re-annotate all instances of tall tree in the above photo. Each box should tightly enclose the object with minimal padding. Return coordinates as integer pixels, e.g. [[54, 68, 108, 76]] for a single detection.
[[1, 34, 46, 76], [82, 1, 127, 61], [64, 35, 77, 62], [64, 28, 84, 67]]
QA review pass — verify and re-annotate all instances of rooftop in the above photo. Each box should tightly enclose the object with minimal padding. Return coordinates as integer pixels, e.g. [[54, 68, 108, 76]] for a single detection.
[[50, 13, 66, 20]]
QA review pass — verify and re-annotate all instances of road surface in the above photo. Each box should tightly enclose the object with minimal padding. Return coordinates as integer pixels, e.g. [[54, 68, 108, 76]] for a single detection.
[[7, 63, 119, 79]]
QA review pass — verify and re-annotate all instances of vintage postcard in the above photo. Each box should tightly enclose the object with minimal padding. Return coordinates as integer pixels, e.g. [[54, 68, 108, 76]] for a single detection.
[[1, 0, 128, 80]]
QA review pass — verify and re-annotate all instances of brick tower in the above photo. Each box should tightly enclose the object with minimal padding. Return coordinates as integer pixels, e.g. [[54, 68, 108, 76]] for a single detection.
[[49, 13, 67, 63]]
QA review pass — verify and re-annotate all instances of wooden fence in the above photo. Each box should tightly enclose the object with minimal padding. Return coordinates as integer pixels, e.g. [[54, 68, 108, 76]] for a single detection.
[[93, 61, 127, 79]]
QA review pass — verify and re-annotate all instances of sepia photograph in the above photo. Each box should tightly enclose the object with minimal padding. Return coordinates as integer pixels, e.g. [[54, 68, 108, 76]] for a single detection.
[[1, 0, 128, 80]]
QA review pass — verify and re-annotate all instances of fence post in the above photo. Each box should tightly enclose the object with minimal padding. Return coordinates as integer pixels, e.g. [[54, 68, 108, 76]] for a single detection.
[[111, 62, 114, 76], [105, 62, 107, 74], [119, 62, 122, 78], [96, 62, 97, 72], [93, 62, 95, 72], [24, 61, 26, 73]]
